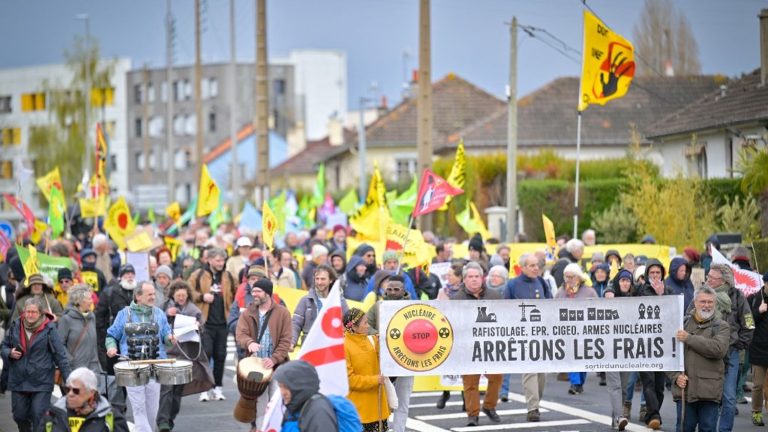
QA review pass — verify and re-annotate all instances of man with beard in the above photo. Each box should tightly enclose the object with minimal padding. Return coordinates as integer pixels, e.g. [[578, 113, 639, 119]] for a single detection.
[[80, 248, 108, 295], [352, 243, 377, 279], [292, 265, 348, 348], [668, 286, 730, 432], [366, 275, 413, 432], [706, 263, 754, 432], [189, 247, 235, 402], [235, 279, 292, 428]]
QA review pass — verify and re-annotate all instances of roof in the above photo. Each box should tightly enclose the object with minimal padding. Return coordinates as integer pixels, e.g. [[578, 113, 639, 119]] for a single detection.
[[440, 75, 724, 152], [203, 124, 255, 164], [271, 127, 357, 175], [646, 69, 768, 138]]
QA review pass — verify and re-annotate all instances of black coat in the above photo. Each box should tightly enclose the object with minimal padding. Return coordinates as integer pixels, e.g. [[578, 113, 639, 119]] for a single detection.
[[749, 289, 768, 366], [40, 394, 129, 432], [94, 282, 134, 372], [1, 317, 72, 392]]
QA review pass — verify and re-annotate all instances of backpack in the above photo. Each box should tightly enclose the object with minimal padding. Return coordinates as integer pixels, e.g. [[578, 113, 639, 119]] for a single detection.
[[282, 393, 362, 432]]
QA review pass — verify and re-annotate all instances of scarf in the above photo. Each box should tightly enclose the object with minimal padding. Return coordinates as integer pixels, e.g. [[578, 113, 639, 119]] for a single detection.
[[23, 313, 46, 332], [130, 301, 154, 318], [712, 284, 732, 320]]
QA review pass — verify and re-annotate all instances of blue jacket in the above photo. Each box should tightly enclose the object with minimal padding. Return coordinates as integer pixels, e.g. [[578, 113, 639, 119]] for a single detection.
[[364, 270, 418, 300], [1, 317, 72, 392], [664, 257, 694, 313], [342, 256, 369, 302], [504, 275, 553, 300], [106, 304, 172, 359]]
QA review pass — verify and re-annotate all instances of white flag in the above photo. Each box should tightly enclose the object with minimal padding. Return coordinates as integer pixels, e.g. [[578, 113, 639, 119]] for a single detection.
[[711, 247, 763, 297], [261, 281, 349, 431]]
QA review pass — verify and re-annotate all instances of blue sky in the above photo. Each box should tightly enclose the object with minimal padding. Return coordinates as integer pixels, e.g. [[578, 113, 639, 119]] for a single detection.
[[1, 0, 763, 107]]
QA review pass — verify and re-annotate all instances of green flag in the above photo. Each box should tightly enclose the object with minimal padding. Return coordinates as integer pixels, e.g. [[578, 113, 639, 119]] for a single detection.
[[269, 191, 287, 233], [48, 185, 66, 238], [312, 163, 326, 208], [388, 176, 418, 225], [133, 212, 140, 225], [167, 197, 198, 234], [338, 189, 359, 216], [297, 194, 312, 228], [456, 199, 491, 240], [147, 206, 156, 225], [16, 244, 73, 282]]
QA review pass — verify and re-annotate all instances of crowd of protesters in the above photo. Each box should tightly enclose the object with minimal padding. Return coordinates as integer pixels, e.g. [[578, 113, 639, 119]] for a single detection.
[[0, 218, 766, 432]]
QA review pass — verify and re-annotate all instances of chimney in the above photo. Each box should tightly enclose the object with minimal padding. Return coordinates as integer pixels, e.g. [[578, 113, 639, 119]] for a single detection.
[[760, 9, 768, 86], [327, 117, 344, 146]]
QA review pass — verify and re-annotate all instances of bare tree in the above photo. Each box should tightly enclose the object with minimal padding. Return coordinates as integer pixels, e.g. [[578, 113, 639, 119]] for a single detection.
[[633, 0, 701, 77]]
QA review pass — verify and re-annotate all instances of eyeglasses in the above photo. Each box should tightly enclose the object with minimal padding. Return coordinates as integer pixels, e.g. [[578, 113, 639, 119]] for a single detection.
[[63, 386, 83, 395], [59, 279, 72, 284]]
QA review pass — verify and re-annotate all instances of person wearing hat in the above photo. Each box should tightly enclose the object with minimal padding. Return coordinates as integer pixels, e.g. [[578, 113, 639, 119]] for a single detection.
[[327, 224, 347, 254], [364, 250, 419, 300], [53, 267, 75, 310], [11, 273, 64, 323], [79, 248, 107, 295], [235, 278, 292, 429], [153, 265, 174, 309], [226, 236, 253, 282], [748, 272, 768, 426], [555, 263, 597, 395]]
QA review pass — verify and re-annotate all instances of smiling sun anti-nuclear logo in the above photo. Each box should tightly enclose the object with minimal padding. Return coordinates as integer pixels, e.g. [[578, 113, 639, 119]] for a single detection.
[[386, 304, 453, 372]]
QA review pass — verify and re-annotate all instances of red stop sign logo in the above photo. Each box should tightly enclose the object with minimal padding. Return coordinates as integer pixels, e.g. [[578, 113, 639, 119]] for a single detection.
[[403, 319, 437, 354]]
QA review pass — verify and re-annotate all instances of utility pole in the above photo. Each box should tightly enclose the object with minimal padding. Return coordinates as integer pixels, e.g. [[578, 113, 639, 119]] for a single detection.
[[506, 17, 518, 242], [76, 14, 91, 175], [229, 0, 240, 213], [142, 65, 151, 183], [254, 0, 270, 205], [166, 0, 175, 204], [358, 97, 368, 201], [194, 0, 204, 181], [416, 0, 432, 231]]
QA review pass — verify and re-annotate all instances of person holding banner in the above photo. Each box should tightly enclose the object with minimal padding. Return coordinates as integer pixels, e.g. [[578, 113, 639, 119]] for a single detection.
[[455, 261, 503, 426], [343, 307, 390, 432], [556, 264, 597, 395], [669, 286, 730, 432]]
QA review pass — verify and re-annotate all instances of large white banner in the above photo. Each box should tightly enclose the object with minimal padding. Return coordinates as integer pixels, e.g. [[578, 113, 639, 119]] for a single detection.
[[379, 296, 684, 376]]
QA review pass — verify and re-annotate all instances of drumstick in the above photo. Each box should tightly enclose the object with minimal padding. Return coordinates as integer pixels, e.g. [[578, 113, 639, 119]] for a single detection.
[[129, 359, 177, 365]]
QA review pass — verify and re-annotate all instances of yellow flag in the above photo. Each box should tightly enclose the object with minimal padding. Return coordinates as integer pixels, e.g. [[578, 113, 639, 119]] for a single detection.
[[350, 163, 389, 242], [542, 213, 557, 261], [196, 164, 220, 217], [79, 196, 107, 218], [578, 10, 635, 111], [262, 201, 278, 250], [36, 167, 64, 202], [30, 220, 49, 245], [440, 139, 466, 210], [166, 201, 181, 223], [104, 197, 135, 250], [24, 245, 40, 285], [126, 230, 154, 252], [163, 236, 183, 261]]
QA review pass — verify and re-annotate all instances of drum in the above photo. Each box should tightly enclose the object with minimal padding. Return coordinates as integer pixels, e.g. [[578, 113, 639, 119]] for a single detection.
[[114, 362, 151, 387], [233, 357, 273, 423], [154, 360, 193, 385]]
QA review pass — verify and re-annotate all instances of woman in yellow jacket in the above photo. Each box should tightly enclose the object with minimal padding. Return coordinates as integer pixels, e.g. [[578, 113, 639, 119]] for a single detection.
[[343, 307, 390, 432]]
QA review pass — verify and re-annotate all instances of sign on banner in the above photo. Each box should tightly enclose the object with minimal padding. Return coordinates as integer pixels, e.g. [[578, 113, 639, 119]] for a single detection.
[[379, 297, 684, 376], [125, 252, 150, 283], [429, 262, 452, 286]]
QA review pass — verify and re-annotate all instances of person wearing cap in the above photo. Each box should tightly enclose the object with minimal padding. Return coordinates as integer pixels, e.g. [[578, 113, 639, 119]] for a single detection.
[[226, 236, 253, 282], [2, 296, 72, 431], [301, 244, 329, 289], [228, 265, 269, 360], [640, 234, 657, 245], [748, 272, 768, 426], [11, 273, 64, 323], [154, 265, 174, 309], [188, 247, 235, 402], [235, 278, 292, 428], [327, 224, 347, 254], [364, 250, 419, 300], [292, 264, 348, 348], [79, 248, 108, 295], [53, 267, 75, 310], [556, 264, 597, 395]]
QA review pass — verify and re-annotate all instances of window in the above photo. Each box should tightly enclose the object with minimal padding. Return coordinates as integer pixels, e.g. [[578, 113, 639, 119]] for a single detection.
[[174, 149, 188, 169], [183, 79, 192, 100], [209, 78, 218, 98], [134, 84, 143, 104], [110, 154, 117, 171], [0, 128, 21, 146], [685, 141, 708, 179], [208, 111, 216, 132], [0, 160, 12, 179], [173, 81, 182, 102], [173, 115, 184, 136], [149, 151, 157, 171], [0, 96, 11, 113], [91, 87, 115, 106], [149, 116, 164, 137], [21, 92, 46, 112], [134, 118, 143, 138], [135, 152, 145, 172], [184, 115, 196, 135], [273, 79, 286, 96], [147, 83, 155, 103], [395, 158, 417, 183], [161, 82, 168, 102]]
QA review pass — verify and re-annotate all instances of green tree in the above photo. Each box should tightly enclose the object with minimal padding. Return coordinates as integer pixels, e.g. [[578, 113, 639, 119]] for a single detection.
[[735, 145, 768, 237], [29, 36, 115, 203]]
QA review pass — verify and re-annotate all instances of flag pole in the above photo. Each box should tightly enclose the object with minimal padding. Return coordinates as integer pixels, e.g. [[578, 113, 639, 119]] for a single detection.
[[395, 214, 415, 275], [572, 111, 582, 239]]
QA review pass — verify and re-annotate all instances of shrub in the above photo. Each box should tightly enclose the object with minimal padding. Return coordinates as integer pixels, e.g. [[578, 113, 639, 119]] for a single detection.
[[591, 202, 639, 243]]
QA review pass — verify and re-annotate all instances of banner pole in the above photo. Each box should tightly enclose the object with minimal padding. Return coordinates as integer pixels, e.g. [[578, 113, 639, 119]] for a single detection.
[[573, 112, 583, 240]]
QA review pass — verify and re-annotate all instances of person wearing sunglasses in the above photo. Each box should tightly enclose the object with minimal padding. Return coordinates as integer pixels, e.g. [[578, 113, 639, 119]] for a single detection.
[[41, 367, 129, 432]]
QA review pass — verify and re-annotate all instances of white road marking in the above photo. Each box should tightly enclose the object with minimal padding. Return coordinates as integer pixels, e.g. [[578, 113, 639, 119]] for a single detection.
[[406, 418, 452, 432], [451, 419, 590, 431], [416, 408, 547, 421]]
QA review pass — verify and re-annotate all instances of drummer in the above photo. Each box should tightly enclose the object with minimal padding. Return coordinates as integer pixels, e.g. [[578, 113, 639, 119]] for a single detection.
[[235, 279, 292, 430], [106, 281, 175, 432], [158, 280, 204, 432]]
